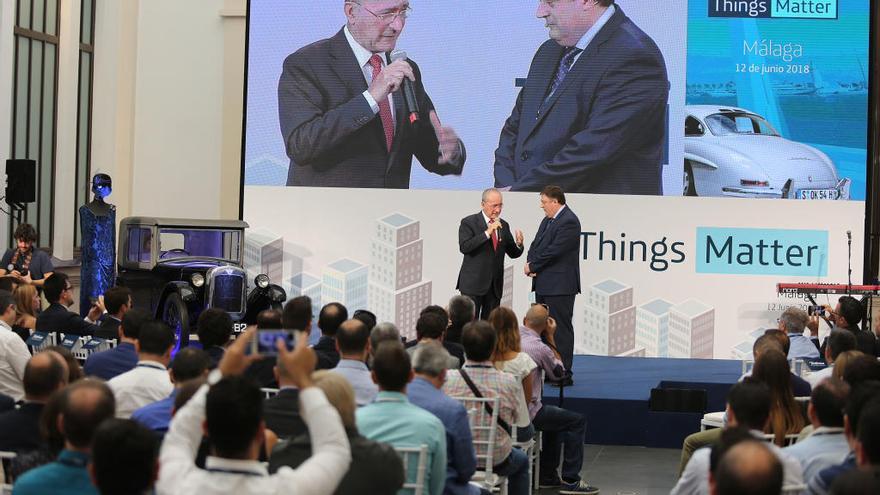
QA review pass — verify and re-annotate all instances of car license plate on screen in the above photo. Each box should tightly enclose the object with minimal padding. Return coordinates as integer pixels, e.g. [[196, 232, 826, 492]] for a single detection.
[[799, 189, 839, 200]]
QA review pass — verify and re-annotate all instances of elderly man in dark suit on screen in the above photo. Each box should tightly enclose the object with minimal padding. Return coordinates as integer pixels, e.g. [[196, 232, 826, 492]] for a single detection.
[[278, 0, 465, 188], [494, 0, 669, 194], [456, 188, 524, 320], [525, 185, 581, 377]]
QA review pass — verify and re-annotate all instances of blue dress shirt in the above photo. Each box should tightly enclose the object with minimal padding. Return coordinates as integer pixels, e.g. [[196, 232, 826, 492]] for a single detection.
[[83, 342, 138, 381], [787, 333, 821, 360], [782, 427, 848, 482], [330, 359, 378, 406], [131, 389, 178, 435], [357, 391, 447, 495], [12, 449, 98, 495], [408, 377, 479, 495]]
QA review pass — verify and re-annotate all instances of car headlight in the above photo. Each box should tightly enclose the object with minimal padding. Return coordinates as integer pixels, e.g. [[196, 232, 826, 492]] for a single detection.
[[255, 274, 270, 289], [190, 273, 205, 288]]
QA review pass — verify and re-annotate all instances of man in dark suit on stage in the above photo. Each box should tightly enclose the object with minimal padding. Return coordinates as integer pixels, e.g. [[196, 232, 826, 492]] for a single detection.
[[457, 189, 524, 320], [526, 185, 581, 375], [494, 0, 668, 194], [278, 0, 465, 188]]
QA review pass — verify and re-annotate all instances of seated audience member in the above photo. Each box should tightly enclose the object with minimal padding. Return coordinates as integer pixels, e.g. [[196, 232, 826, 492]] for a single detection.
[[108, 321, 175, 418], [0, 392, 13, 413], [419, 305, 465, 367], [263, 352, 308, 440], [762, 329, 813, 396], [7, 385, 68, 480], [829, 467, 880, 495], [443, 321, 532, 495], [408, 343, 481, 495], [0, 276, 20, 293], [784, 378, 851, 481], [778, 307, 821, 360], [83, 308, 149, 381], [520, 304, 590, 490], [314, 302, 346, 370], [352, 309, 376, 331], [357, 342, 447, 495], [0, 351, 68, 452], [832, 350, 864, 382], [751, 349, 806, 445], [35, 273, 102, 340], [45, 345, 84, 382], [283, 296, 313, 332], [13, 379, 116, 495], [330, 319, 377, 406], [809, 296, 878, 357], [270, 371, 404, 494], [368, 322, 401, 366], [88, 418, 159, 495], [445, 295, 476, 345], [94, 286, 132, 341], [244, 309, 284, 389], [672, 380, 803, 495], [157, 327, 350, 494], [809, 330, 859, 387], [12, 283, 40, 341], [197, 308, 234, 368], [0, 290, 30, 401], [489, 307, 536, 407], [407, 309, 461, 369], [841, 353, 880, 386], [809, 382, 880, 495], [710, 440, 784, 495], [131, 347, 211, 435]]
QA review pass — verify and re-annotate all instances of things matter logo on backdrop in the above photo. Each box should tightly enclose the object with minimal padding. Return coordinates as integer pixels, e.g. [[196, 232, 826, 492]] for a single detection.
[[708, 0, 838, 19]]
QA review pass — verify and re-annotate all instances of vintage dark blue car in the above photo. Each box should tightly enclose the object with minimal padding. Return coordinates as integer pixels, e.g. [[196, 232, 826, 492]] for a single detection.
[[116, 217, 286, 347]]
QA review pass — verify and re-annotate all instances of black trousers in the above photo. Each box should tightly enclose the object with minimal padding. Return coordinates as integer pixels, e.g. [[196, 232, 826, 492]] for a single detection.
[[465, 291, 501, 320], [536, 293, 575, 371]]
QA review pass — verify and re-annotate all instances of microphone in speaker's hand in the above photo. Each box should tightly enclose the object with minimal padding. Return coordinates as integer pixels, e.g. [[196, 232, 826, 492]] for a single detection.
[[390, 50, 420, 124]]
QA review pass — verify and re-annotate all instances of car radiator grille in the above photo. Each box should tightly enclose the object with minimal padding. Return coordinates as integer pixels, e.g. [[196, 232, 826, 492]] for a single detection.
[[209, 272, 244, 313]]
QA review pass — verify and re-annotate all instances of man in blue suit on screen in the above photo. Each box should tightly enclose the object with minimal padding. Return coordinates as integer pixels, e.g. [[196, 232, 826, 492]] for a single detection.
[[525, 185, 581, 377], [494, 0, 669, 195]]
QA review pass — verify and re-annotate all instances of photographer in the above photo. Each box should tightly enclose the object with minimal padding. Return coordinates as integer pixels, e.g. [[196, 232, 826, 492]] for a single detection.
[[0, 223, 53, 289], [808, 296, 879, 358]]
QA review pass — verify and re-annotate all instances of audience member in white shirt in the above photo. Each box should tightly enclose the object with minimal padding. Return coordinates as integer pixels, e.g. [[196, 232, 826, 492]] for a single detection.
[[672, 381, 803, 495], [157, 326, 350, 495], [109, 321, 175, 418], [806, 330, 857, 388], [0, 290, 30, 401]]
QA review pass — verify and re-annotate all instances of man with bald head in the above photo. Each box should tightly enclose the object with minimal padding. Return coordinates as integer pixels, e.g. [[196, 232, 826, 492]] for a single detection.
[[457, 188, 524, 319], [710, 441, 783, 495], [279, 0, 465, 188], [14, 379, 116, 495], [0, 350, 69, 452]]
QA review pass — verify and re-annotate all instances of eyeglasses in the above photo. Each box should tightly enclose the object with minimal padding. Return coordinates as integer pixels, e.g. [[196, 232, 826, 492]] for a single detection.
[[350, 2, 412, 22]]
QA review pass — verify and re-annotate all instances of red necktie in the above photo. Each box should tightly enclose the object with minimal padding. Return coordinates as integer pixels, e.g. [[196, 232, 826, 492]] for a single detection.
[[490, 219, 498, 251], [368, 54, 394, 152]]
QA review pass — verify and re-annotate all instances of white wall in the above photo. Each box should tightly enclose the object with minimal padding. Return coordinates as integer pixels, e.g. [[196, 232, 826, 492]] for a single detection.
[[0, 0, 16, 249]]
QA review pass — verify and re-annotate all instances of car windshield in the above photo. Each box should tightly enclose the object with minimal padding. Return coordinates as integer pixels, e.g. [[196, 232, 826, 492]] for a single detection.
[[704, 112, 780, 137], [157, 228, 242, 263]]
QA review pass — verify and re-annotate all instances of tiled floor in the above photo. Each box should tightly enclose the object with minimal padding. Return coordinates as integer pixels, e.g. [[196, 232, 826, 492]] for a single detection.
[[536, 444, 681, 495]]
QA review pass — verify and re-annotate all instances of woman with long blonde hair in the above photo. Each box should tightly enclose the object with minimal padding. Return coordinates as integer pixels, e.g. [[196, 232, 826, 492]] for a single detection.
[[13, 283, 40, 335], [751, 349, 806, 445], [488, 306, 537, 409]]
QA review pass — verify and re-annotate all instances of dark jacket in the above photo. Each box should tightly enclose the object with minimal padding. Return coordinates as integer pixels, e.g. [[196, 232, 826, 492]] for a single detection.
[[313, 336, 340, 371], [456, 212, 523, 298], [269, 429, 404, 495], [263, 388, 307, 440], [527, 206, 582, 296], [94, 316, 122, 341], [35, 303, 100, 341], [0, 402, 45, 452]]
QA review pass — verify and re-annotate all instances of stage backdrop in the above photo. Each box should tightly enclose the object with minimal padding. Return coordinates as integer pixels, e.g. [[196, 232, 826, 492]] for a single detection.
[[241, 0, 872, 358]]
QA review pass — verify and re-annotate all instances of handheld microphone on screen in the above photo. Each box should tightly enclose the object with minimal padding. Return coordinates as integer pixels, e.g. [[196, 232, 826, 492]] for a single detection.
[[389, 50, 420, 124]]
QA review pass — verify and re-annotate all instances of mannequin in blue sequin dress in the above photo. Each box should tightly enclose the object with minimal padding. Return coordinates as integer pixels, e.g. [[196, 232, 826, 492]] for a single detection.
[[79, 174, 116, 317]]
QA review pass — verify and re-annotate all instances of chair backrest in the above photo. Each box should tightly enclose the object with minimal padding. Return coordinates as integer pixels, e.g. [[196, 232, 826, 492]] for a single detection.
[[393, 445, 429, 495], [742, 359, 754, 375], [781, 484, 807, 495], [451, 396, 500, 473], [261, 388, 279, 399], [759, 433, 800, 446], [0, 451, 17, 485], [790, 359, 809, 378]]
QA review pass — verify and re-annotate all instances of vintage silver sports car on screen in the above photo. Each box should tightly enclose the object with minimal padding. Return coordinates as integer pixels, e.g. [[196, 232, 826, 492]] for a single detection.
[[683, 105, 851, 200]]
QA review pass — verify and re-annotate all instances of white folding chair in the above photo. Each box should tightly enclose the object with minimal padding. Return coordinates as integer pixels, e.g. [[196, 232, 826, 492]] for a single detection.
[[394, 445, 429, 495], [0, 451, 17, 485], [741, 359, 754, 375], [700, 411, 725, 431], [511, 368, 543, 492], [760, 433, 800, 446], [781, 483, 807, 495], [261, 388, 279, 398], [452, 396, 508, 494]]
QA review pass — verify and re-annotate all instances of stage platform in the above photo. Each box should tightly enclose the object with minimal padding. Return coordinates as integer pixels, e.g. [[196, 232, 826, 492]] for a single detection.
[[541, 355, 742, 448]]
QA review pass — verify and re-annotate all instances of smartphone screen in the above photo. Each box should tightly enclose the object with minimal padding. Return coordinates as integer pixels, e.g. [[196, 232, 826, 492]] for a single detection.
[[249, 329, 297, 356]]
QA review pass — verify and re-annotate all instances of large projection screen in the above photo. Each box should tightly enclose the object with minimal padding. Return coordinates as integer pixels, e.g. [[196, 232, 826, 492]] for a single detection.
[[241, 0, 874, 358]]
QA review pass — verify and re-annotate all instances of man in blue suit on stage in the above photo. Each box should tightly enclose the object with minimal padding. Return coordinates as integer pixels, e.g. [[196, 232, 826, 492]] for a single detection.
[[494, 0, 668, 194], [525, 186, 581, 376]]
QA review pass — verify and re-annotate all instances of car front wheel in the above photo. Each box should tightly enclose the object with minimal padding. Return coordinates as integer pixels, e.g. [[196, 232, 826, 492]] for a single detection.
[[684, 163, 698, 197], [162, 293, 190, 351]]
